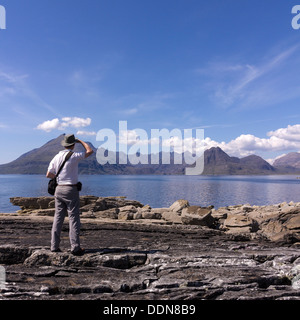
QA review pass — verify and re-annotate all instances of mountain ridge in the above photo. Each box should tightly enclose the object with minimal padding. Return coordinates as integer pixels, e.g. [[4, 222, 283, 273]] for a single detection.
[[0, 135, 300, 175]]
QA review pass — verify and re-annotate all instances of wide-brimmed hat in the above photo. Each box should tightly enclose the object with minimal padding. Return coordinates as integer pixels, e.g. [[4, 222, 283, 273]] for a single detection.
[[61, 134, 76, 147]]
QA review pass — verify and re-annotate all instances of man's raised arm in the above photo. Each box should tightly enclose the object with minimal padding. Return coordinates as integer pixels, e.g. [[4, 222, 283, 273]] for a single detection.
[[76, 139, 94, 158]]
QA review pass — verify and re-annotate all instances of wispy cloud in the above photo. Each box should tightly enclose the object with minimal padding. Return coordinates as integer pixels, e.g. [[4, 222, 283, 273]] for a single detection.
[[68, 70, 102, 102], [116, 92, 175, 118], [198, 45, 300, 109], [0, 71, 28, 84], [122, 108, 139, 115], [0, 69, 60, 116], [68, 69, 102, 88]]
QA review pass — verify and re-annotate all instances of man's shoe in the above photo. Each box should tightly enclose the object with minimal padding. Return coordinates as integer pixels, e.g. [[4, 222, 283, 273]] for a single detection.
[[51, 248, 62, 253], [71, 248, 85, 256]]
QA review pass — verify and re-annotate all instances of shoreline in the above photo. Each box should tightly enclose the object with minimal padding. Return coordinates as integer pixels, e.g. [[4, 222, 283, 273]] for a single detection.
[[6, 195, 300, 244]]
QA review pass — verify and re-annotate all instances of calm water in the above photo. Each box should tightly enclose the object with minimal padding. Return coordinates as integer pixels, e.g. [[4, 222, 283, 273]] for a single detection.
[[0, 174, 300, 212]]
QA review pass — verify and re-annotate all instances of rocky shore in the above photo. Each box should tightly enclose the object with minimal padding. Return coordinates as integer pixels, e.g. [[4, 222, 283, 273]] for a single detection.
[[0, 196, 300, 300]]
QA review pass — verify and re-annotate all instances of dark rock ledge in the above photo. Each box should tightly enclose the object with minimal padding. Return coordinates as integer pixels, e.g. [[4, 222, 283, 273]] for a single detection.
[[0, 196, 299, 300]]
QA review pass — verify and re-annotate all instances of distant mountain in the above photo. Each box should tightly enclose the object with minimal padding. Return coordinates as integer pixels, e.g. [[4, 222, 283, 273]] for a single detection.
[[0, 135, 297, 175], [0, 134, 134, 175], [201, 147, 275, 175], [273, 152, 300, 168], [272, 152, 300, 173], [0, 135, 66, 174]]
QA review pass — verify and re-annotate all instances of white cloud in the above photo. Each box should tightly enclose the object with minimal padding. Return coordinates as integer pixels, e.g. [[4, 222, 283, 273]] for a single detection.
[[37, 117, 92, 132], [36, 118, 60, 132], [116, 124, 300, 158], [60, 117, 91, 128], [119, 129, 150, 146], [267, 124, 300, 142], [202, 124, 300, 158], [76, 130, 97, 136]]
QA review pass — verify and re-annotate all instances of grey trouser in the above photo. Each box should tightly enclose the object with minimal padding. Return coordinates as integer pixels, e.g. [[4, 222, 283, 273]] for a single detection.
[[51, 185, 81, 251]]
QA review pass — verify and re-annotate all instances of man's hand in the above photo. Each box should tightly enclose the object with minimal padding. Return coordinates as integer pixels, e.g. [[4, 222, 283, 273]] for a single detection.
[[76, 139, 94, 158]]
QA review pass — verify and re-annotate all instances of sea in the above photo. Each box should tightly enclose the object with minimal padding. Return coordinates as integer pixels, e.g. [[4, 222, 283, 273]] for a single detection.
[[1, 174, 300, 213]]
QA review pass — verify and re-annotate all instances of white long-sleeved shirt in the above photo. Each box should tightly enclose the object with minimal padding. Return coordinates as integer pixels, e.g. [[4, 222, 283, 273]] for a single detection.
[[47, 150, 85, 185]]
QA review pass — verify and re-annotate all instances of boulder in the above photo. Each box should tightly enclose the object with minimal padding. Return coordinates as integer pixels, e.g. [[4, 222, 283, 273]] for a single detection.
[[119, 205, 138, 213], [225, 226, 252, 234], [142, 211, 161, 220], [241, 205, 254, 213], [93, 208, 119, 219], [248, 208, 281, 224], [150, 208, 170, 214], [118, 211, 134, 220], [161, 211, 182, 224], [105, 198, 144, 209], [181, 206, 215, 227], [37, 197, 55, 209], [81, 211, 96, 218], [133, 212, 143, 220], [142, 204, 152, 211], [211, 208, 228, 220], [80, 198, 107, 212], [224, 214, 254, 228], [260, 220, 286, 237], [254, 206, 300, 243], [222, 214, 258, 234], [284, 214, 300, 230], [169, 200, 189, 213], [10, 197, 53, 210], [78, 195, 98, 204]]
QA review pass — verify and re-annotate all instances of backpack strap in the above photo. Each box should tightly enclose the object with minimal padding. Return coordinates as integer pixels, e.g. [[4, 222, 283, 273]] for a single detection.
[[56, 151, 73, 177]]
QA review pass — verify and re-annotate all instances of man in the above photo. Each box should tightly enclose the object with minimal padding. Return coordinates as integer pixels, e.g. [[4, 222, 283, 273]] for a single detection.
[[46, 134, 93, 255]]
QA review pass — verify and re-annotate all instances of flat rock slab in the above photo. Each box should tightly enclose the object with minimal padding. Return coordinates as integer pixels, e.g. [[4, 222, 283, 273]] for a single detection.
[[0, 215, 300, 300], [23, 249, 147, 269]]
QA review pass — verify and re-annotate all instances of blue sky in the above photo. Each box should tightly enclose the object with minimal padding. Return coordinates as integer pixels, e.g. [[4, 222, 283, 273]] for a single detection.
[[1, 0, 300, 164]]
